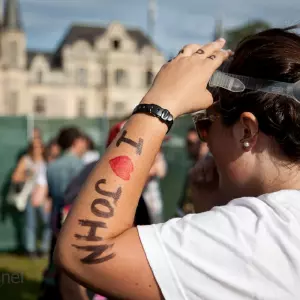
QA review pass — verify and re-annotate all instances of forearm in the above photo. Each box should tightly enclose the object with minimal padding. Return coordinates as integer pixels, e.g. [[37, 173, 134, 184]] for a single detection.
[[57, 112, 167, 261]]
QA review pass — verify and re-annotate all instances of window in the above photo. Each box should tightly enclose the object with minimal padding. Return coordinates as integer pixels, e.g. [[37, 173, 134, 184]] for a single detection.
[[76, 68, 87, 86], [9, 41, 18, 67], [112, 39, 121, 50], [36, 70, 43, 84], [102, 69, 108, 86], [146, 70, 154, 87], [114, 101, 125, 113], [115, 69, 127, 86], [6, 92, 18, 115], [34, 97, 46, 115], [77, 98, 86, 117]]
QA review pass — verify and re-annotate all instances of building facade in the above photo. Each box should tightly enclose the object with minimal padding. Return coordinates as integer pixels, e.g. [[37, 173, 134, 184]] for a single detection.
[[0, 0, 165, 118]]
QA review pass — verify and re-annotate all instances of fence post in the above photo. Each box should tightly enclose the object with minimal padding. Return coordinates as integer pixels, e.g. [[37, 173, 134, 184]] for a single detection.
[[26, 113, 34, 142]]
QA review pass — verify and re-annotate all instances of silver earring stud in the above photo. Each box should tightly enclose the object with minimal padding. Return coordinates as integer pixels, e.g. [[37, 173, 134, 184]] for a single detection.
[[243, 141, 250, 148]]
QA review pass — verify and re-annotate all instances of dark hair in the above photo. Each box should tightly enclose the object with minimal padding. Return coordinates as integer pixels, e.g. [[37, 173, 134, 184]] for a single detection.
[[57, 127, 83, 151], [84, 134, 96, 151], [47, 137, 58, 148], [187, 126, 197, 134], [218, 25, 300, 162]]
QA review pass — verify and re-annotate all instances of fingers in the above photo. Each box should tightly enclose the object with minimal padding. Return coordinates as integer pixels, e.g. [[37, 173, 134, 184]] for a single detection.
[[204, 49, 233, 69], [193, 38, 226, 58], [177, 44, 202, 57]]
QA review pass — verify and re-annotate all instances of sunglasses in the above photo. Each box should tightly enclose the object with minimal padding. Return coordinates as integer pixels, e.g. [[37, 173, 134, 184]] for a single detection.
[[192, 102, 220, 142]]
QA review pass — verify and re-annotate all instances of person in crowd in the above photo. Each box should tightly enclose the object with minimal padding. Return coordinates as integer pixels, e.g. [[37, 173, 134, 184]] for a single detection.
[[11, 139, 50, 258], [38, 127, 88, 300], [176, 127, 209, 216], [45, 138, 61, 163], [82, 135, 100, 165], [47, 127, 88, 235], [32, 127, 42, 142], [143, 147, 167, 223], [30, 138, 62, 258], [56, 28, 300, 299]]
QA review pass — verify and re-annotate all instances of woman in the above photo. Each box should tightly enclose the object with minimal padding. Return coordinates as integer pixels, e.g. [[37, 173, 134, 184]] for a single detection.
[[143, 149, 167, 223], [12, 140, 50, 258], [56, 27, 300, 299]]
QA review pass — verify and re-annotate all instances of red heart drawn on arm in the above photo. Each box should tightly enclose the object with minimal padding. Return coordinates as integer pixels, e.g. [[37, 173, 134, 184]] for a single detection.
[[109, 156, 134, 181]]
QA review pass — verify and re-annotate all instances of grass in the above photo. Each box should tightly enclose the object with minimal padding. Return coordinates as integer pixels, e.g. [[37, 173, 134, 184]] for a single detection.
[[0, 254, 47, 300]]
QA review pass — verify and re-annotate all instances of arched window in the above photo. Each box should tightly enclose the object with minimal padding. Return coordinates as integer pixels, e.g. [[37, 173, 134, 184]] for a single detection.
[[112, 39, 121, 50]]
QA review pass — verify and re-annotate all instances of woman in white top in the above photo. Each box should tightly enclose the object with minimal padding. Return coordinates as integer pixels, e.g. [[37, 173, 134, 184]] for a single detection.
[[56, 26, 300, 300], [12, 140, 51, 258]]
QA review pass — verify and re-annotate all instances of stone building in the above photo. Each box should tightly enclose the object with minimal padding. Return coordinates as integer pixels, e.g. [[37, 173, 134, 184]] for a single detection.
[[0, 0, 165, 118]]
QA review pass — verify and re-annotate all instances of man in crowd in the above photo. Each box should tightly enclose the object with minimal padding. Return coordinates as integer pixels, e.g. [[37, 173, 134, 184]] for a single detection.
[[39, 126, 88, 300]]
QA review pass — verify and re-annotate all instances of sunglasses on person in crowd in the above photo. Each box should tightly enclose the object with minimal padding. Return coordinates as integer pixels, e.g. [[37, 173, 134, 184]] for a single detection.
[[191, 70, 300, 142]]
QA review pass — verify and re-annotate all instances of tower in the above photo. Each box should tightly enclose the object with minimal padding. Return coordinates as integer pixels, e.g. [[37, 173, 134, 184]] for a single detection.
[[1, 0, 26, 69], [0, 0, 27, 116], [146, 0, 157, 86]]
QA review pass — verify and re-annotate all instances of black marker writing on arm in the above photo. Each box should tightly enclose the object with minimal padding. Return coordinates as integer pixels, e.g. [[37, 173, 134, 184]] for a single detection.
[[72, 179, 123, 264], [116, 130, 144, 155]]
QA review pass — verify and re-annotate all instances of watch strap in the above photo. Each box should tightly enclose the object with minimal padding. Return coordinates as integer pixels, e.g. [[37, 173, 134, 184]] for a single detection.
[[132, 104, 174, 133]]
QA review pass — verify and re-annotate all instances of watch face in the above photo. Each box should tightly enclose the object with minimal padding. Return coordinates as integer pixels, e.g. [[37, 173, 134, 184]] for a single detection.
[[161, 109, 170, 121]]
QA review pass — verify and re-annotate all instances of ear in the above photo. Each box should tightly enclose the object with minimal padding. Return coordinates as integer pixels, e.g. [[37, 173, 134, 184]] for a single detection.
[[232, 112, 259, 152]]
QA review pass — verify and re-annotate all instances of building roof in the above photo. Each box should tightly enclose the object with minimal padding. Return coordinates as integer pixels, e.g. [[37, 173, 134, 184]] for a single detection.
[[55, 23, 154, 50], [28, 23, 157, 69]]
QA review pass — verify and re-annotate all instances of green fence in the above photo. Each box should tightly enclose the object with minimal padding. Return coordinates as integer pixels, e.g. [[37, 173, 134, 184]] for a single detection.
[[0, 115, 194, 251], [0, 117, 28, 251]]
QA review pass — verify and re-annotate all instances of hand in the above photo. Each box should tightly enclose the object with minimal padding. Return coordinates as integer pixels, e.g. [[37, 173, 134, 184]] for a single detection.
[[189, 153, 216, 184], [189, 154, 222, 213], [142, 39, 232, 118], [44, 199, 52, 214]]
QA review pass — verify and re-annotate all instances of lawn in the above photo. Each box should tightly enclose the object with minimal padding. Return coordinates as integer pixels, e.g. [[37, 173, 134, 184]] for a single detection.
[[0, 254, 47, 300]]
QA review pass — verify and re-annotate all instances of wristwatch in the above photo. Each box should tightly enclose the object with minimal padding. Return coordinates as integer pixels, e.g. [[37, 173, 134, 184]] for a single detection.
[[132, 104, 174, 133]]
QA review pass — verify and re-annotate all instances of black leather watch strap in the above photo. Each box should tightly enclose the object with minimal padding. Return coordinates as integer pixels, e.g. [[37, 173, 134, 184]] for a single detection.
[[132, 104, 174, 133]]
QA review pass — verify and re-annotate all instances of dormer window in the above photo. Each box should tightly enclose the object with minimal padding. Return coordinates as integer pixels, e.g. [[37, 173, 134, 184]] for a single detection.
[[112, 39, 121, 50]]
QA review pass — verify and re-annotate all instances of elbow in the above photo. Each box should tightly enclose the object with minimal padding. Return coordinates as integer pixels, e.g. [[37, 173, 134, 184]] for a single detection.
[[53, 238, 67, 272], [54, 236, 75, 277]]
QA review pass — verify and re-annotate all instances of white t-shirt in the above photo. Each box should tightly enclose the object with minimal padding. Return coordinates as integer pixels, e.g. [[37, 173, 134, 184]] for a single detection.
[[36, 162, 47, 186], [138, 190, 300, 300]]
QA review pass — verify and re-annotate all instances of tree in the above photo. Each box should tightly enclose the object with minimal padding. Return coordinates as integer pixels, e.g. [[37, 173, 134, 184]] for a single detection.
[[225, 20, 271, 50]]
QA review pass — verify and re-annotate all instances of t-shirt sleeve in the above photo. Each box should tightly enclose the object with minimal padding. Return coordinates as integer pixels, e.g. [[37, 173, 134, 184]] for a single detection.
[[137, 203, 256, 300]]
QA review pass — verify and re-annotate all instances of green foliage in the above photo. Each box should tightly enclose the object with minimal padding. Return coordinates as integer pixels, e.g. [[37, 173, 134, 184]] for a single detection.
[[226, 20, 271, 50]]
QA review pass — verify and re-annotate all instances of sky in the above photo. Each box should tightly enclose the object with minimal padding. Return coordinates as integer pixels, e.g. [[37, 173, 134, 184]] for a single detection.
[[13, 0, 300, 56]]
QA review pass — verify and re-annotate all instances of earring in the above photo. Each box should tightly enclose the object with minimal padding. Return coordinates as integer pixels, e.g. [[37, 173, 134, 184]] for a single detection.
[[243, 141, 250, 148]]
